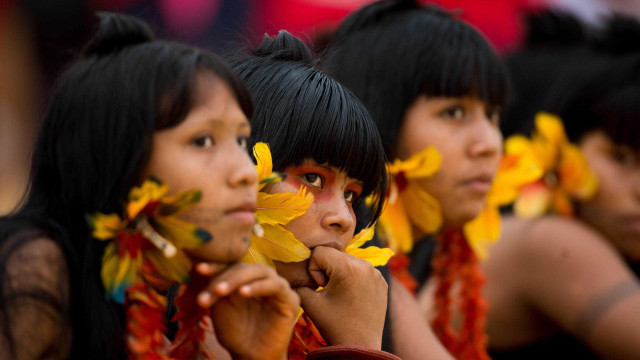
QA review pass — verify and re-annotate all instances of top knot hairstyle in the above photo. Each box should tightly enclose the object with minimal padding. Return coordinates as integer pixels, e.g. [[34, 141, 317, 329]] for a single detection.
[[18, 12, 253, 359], [322, 0, 510, 157], [228, 30, 387, 227]]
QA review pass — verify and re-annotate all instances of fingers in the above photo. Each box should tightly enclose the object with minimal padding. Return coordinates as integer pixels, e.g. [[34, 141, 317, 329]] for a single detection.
[[197, 262, 298, 308]]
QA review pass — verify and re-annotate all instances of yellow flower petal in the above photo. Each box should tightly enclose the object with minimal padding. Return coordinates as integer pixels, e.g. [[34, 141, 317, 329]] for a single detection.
[[250, 223, 311, 263], [241, 247, 276, 268], [254, 142, 281, 190], [347, 226, 376, 250], [127, 180, 169, 219], [377, 195, 413, 253], [388, 146, 442, 179], [346, 246, 394, 267], [257, 187, 313, 226], [89, 213, 123, 240], [464, 204, 501, 260], [514, 181, 551, 218], [400, 181, 442, 237], [559, 143, 598, 200]]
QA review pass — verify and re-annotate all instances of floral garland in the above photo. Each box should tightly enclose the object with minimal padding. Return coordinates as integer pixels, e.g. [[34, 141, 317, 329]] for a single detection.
[[88, 179, 216, 359], [509, 112, 598, 218], [243, 143, 394, 359]]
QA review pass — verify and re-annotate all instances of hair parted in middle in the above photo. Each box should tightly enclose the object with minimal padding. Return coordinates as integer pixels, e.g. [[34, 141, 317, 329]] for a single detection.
[[228, 30, 388, 227]]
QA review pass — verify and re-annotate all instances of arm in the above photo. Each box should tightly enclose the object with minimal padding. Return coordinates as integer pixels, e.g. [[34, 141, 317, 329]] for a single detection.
[[0, 235, 71, 360], [509, 217, 640, 359], [389, 277, 453, 360]]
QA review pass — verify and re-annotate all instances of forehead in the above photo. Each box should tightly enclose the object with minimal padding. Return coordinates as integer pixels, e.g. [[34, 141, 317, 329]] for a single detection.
[[186, 73, 248, 127]]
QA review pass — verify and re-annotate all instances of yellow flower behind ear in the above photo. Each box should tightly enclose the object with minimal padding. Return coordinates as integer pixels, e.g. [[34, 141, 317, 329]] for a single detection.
[[88, 179, 212, 303], [510, 112, 598, 218], [464, 152, 543, 259], [377, 146, 442, 253], [242, 143, 312, 267]]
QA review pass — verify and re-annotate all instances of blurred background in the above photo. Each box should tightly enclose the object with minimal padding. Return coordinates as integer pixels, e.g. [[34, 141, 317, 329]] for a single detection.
[[2, 0, 640, 214]]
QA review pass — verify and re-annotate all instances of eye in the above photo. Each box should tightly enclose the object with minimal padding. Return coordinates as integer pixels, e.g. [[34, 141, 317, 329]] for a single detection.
[[303, 173, 323, 188], [344, 190, 359, 203], [441, 106, 464, 120], [237, 136, 248, 150], [486, 108, 501, 125], [612, 146, 638, 168], [193, 135, 214, 148]]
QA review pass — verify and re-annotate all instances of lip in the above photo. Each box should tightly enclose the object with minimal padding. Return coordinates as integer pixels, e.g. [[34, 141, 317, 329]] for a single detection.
[[460, 173, 493, 193], [225, 201, 257, 224], [311, 240, 343, 252]]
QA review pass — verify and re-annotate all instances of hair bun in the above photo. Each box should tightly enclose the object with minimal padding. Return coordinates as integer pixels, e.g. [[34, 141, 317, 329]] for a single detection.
[[254, 30, 313, 64], [83, 12, 154, 56]]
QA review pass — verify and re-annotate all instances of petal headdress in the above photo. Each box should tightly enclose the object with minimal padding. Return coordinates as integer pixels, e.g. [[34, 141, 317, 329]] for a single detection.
[[509, 112, 598, 217], [377, 146, 443, 253], [88, 179, 214, 359]]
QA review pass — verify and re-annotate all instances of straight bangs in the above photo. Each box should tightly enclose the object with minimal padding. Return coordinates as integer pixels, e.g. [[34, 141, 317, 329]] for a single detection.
[[416, 19, 510, 109], [553, 55, 640, 150], [153, 43, 253, 131], [241, 62, 387, 226], [592, 86, 640, 150]]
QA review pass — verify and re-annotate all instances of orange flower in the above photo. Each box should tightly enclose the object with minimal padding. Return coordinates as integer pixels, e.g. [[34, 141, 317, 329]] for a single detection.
[[377, 146, 442, 253], [464, 152, 543, 259], [510, 113, 598, 217]]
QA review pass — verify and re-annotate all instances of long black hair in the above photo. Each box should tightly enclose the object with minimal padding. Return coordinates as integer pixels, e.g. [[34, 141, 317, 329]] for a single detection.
[[1, 12, 252, 359], [322, 0, 510, 157], [228, 30, 387, 227]]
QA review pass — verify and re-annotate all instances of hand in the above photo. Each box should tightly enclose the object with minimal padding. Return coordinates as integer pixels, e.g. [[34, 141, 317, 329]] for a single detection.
[[294, 246, 388, 350], [196, 262, 300, 360]]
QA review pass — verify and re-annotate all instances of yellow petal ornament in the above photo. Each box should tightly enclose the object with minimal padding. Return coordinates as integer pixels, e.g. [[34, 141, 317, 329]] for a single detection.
[[463, 151, 543, 259], [377, 146, 443, 253], [510, 112, 598, 218], [244, 143, 394, 269], [242, 143, 313, 267], [87, 178, 212, 303]]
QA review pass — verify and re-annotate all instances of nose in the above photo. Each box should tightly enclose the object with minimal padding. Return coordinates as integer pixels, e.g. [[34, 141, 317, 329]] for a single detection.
[[228, 144, 258, 188], [320, 193, 354, 235], [467, 111, 502, 159]]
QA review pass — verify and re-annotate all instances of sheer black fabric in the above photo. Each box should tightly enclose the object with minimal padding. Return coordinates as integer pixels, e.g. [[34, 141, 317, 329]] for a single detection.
[[0, 222, 72, 360]]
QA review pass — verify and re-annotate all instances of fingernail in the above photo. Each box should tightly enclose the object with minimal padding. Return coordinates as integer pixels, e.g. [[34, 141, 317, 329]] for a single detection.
[[196, 263, 211, 274], [239, 285, 251, 295], [198, 292, 211, 307], [216, 282, 229, 294]]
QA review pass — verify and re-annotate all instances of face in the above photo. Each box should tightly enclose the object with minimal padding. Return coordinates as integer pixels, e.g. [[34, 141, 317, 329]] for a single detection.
[[578, 131, 640, 261], [144, 73, 257, 263], [266, 159, 363, 288], [396, 95, 503, 230]]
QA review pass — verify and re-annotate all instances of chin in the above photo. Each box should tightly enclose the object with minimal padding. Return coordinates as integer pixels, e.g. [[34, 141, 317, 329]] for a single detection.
[[188, 236, 250, 263]]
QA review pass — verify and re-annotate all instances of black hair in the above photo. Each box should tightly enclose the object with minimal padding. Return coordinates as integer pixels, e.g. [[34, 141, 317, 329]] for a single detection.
[[321, 0, 510, 157], [1, 12, 252, 359], [228, 30, 387, 227], [500, 10, 594, 138], [544, 55, 640, 150]]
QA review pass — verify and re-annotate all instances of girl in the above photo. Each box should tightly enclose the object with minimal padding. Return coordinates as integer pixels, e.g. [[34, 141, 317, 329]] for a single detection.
[[229, 31, 398, 359], [0, 13, 299, 360], [484, 54, 640, 359], [322, 1, 510, 359]]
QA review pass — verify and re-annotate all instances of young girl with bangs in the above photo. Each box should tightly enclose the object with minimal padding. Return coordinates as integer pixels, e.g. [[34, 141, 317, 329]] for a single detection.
[[229, 31, 400, 360], [322, 1, 510, 359], [0, 13, 301, 360], [484, 54, 640, 359]]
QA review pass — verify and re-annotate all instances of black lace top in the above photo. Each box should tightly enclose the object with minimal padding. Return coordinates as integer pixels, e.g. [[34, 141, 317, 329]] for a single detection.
[[0, 224, 72, 359]]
